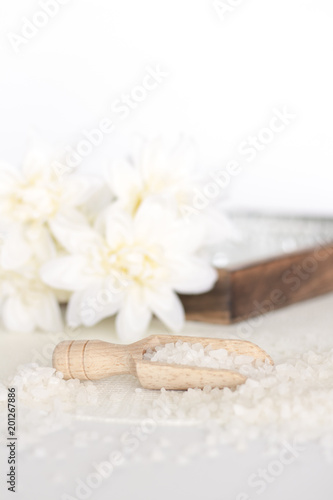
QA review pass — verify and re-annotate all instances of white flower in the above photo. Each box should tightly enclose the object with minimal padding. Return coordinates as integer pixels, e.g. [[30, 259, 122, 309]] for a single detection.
[[0, 235, 63, 333], [105, 137, 236, 245], [41, 198, 218, 341], [0, 137, 102, 258], [0, 137, 103, 331], [105, 138, 200, 215]]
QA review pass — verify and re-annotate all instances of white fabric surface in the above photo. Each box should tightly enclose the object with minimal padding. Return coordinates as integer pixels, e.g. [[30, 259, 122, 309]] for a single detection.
[[1, 293, 333, 500], [1, 293, 333, 424], [1, 293, 333, 422]]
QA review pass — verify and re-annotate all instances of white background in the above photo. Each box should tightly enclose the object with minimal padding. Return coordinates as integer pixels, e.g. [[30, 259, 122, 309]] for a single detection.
[[0, 0, 332, 216], [1, 5, 333, 498]]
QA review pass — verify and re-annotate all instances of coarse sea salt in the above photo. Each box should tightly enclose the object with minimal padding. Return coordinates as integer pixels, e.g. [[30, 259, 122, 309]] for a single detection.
[[143, 343, 333, 455], [0, 363, 99, 448], [3, 342, 333, 459], [143, 341, 258, 374]]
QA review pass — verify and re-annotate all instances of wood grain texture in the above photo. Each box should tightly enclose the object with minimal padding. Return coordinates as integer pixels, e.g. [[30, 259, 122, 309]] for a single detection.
[[135, 362, 246, 390], [180, 243, 333, 324], [52, 335, 273, 389]]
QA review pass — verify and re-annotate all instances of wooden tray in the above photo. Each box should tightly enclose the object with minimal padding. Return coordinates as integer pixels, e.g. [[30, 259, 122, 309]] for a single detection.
[[180, 243, 333, 324]]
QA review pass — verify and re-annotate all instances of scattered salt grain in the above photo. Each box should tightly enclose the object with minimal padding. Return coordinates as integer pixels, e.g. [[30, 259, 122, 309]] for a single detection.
[[4, 340, 333, 459], [143, 341, 256, 374], [2, 363, 99, 447], [144, 346, 333, 453]]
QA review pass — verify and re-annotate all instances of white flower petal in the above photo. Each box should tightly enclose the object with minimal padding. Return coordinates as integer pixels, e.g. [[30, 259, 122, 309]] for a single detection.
[[146, 287, 184, 332], [170, 257, 218, 294], [1, 228, 32, 269], [27, 225, 57, 262], [2, 296, 36, 333], [66, 281, 123, 327], [0, 163, 21, 194], [133, 196, 177, 245], [163, 219, 206, 255], [49, 211, 102, 253], [140, 138, 168, 181], [66, 290, 85, 328], [85, 295, 122, 326], [41, 256, 96, 291], [139, 138, 199, 188], [104, 205, 133, 249], [105, 159, 142, 201], [80, 182, 112, 221], [61, 174, 103, 207], [35, 292, 63, 332], [115, 285, 152, 341]]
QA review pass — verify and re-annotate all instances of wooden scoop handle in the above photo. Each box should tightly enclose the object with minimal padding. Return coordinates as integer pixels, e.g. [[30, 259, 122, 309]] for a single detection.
[[53, 340, 134, 380], [53, 335, 273, 388]]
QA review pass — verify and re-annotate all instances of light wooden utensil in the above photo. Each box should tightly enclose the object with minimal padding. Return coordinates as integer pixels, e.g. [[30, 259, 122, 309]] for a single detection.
[[53, 335, 273, 390]]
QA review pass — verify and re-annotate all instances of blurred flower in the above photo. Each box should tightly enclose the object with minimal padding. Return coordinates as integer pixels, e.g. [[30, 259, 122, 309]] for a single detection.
[[105, 137, 236, 245], [105, 138, 199, 216], [0, 235, 63, 333], [0, 136, 102, 250], [0, 136, 231, 337], [41, 198, 218, 341], [0, 137, 102, 332]]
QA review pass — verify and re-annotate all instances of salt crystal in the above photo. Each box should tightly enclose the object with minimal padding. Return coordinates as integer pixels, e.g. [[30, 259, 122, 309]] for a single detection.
[[234, 355, 254, 365], [209, 348, 228, 360], [143, 341, 257, 372], [6, 340, 333, 460]]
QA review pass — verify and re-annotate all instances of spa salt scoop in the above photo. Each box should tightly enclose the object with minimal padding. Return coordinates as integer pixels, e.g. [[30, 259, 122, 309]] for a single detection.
[[53, 335, 273, 390]]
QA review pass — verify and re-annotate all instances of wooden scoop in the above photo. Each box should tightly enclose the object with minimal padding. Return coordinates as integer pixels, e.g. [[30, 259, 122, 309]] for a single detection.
[[53, 335, 273, 390]]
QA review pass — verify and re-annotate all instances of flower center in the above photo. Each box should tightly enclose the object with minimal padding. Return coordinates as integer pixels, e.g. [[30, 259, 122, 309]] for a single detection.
[[96, 243, 168, 286], [9, 177, 61, 224], [0, 267, 48, 305]]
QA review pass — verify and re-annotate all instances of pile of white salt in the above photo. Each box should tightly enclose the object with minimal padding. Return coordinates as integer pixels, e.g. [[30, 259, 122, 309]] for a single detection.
[[2, 341, 333, 456], [143, 342, 333, 453]]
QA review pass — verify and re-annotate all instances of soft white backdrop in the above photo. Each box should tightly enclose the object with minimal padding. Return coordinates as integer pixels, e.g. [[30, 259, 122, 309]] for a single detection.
[[0, 0, 332, 215], [1, 5, 333, 498]]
